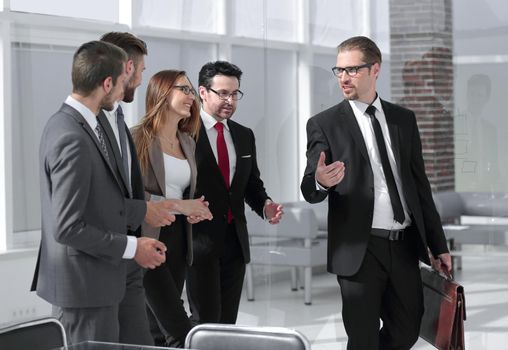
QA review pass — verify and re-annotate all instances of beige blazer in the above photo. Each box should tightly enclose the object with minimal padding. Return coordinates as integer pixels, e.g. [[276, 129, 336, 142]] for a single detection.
[[134, 129, 197, 265]]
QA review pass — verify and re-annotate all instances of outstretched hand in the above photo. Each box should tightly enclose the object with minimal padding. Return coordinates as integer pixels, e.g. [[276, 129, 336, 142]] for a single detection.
[[315, 152, 345, 189]]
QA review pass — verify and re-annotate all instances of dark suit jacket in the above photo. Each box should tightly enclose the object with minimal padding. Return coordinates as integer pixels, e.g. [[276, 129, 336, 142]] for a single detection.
[[97, 111, 146, 236], [131, 128, 197, 265], [33, 103, 146, 308], [301, 99, 449, 277], [192, 119, 269, 264]]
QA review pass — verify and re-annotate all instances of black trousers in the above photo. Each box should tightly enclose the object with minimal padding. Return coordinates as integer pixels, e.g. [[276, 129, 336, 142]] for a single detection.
[[186, 222, 246, 324], [143, 216, 191, 347], [337, 228, 423, 350]]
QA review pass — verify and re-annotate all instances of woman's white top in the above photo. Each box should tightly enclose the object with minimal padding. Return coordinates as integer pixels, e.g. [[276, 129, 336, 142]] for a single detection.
[[163, 153, 191, 201]]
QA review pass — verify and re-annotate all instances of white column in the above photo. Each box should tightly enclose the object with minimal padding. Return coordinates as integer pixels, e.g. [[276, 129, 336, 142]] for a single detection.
[[297, 0, 311, 200], [0, 19, 13, 251]]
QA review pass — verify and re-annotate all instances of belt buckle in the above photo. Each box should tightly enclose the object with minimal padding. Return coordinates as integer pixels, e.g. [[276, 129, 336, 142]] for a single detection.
[[388, 230, 403, 241]]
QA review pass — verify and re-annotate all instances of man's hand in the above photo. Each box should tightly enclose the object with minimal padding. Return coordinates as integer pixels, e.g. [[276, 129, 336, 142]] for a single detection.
[[134, 237, 167, 269], [315, 152, 345, 189], [264, 200, 284, 224], [175, 196, 213, 222], [145, 200, 176, 227], [430, 252, 453, 276]]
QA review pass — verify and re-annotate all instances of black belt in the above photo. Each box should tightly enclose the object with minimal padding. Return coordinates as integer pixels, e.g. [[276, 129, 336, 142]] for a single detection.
[[371, 228, 405, 241]]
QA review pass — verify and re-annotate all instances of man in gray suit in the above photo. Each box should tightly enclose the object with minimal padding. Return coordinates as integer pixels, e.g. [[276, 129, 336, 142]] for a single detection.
[[33, 40, 174, 344], [98, 32, 156, 345]]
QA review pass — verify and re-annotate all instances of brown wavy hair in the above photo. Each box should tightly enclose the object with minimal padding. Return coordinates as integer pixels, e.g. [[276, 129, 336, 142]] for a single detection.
[[133, 70, 200, 173]]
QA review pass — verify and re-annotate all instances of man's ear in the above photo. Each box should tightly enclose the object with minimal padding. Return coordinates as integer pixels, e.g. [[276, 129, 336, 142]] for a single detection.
[[126, 59, 135, 77], [373, 62, 381, 79], [103, 76, 113, 93], [198, 86, 207, 101]]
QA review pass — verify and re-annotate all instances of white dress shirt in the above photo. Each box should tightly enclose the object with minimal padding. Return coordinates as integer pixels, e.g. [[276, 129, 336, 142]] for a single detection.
[[349, 97, 410, 230], [201, 109, 237, 184]]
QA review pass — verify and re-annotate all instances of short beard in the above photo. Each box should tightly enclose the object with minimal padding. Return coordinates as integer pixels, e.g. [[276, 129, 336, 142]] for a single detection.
[[100, 91, 115, 111], [123, 86, 135, 103]]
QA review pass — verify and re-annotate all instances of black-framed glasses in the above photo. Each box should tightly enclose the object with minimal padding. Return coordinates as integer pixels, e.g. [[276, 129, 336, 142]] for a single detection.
[[208, 88, 244, 101], [174, 85, 197, 96], [331, 63, 373, 77]]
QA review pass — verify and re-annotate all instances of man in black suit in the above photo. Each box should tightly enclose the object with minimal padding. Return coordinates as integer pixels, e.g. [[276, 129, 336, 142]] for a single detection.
[[187, 61, 284, 325], [301, 36, 452, 349]]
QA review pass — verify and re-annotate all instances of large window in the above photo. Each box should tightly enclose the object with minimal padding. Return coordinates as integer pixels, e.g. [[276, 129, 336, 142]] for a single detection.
[[453, 0, 508, 192]]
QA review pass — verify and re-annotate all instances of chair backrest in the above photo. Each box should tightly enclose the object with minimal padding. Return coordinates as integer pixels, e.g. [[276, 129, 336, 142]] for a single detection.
[[185, 323, 311, 350], [0, 317, 67, 350], [432, 191, 464, 221]]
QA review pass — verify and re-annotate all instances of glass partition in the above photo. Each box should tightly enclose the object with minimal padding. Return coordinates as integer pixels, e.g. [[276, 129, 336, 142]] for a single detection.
[[2, 1, 508, 348]]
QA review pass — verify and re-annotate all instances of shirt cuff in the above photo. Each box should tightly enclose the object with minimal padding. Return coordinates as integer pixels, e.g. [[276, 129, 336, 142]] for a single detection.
[[263, 199, 272, 220], [315, 179, 328, 191], [122, 235, 138, 259]]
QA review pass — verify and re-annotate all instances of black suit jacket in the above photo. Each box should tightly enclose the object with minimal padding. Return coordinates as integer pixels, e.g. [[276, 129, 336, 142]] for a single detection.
[[301, 99, 449, 276], [193, 119, 269, 264]]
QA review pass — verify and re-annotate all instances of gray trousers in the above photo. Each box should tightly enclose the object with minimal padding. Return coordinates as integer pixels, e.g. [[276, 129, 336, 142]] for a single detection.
[[54, 260, 153, 345]]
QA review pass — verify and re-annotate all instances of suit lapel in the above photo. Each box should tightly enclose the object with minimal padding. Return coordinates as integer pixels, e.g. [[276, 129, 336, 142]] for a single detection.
[[97, 111, 130, 192], [341, 101, 370, 163], [197, 122, 228, 191], [381, 100, 402, 171], [66, 108, 122, 188], [178, 131, 197, 198], [148, 137, 166, 197], [227, 120, 241, 190]]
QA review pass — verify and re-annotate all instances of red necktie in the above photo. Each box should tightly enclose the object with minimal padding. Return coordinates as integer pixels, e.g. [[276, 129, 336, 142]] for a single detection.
[[214, 122, 233, 223]]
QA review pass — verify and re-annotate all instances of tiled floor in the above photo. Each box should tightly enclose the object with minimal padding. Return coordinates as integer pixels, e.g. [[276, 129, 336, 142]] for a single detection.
[[236, 255, 508, 349]]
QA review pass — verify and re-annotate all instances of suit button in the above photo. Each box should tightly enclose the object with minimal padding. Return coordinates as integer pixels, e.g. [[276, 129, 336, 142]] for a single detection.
[[119, 210, 125, 216]]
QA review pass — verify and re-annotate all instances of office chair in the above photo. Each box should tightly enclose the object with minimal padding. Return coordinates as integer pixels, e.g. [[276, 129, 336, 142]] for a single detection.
[[185, 323, 311, 350], [0, 317, 67, 350]]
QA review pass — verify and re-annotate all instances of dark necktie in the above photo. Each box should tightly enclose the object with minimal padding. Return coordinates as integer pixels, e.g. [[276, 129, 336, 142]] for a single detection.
[[366, 105, 405, 224], [116, 106, 132, 196], [95, 123, 110, 162], [214, 122, 233, 223]]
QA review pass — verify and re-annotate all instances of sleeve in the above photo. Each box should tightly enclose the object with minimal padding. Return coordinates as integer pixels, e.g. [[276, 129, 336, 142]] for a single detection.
[[244, 129, 270, 219], [408, 113, 449, 256], [300, 117, 330, 204]]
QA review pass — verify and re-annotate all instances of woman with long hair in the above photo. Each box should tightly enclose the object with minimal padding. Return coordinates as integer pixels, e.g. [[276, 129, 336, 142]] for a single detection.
[[132, 70, 212, 347]]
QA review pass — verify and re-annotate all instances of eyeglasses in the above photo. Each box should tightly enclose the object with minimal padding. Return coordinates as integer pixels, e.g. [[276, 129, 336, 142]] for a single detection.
[[208, 88, 244, 101], [331, 63, 373, 77], [174, 85, 197, 96]]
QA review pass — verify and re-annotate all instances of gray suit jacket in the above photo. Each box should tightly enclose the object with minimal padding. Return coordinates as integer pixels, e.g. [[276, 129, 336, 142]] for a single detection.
[[132, 129, 197, 266], [34, 103, 146, 308]]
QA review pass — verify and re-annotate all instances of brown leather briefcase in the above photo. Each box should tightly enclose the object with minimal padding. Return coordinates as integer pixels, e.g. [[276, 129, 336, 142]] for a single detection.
[[419, 267, 466, 350]]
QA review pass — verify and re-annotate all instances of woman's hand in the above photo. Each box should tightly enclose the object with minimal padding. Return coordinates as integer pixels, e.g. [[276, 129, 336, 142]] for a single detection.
[[175, 196, 213, 222]]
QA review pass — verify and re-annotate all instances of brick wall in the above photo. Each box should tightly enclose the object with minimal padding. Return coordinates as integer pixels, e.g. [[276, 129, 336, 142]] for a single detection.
[[389, 0, 454, 192]]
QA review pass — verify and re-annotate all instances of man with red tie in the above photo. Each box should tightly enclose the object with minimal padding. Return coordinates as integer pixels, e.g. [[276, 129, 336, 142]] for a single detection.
[[187, 61, 284, 325]]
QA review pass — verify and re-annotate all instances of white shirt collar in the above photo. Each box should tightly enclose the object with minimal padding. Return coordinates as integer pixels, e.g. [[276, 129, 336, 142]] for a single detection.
[[102, 101, 120, 121], [201, 108, 229, 131], [348, 94, 383, 116], [65, 95, 98, 129]]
